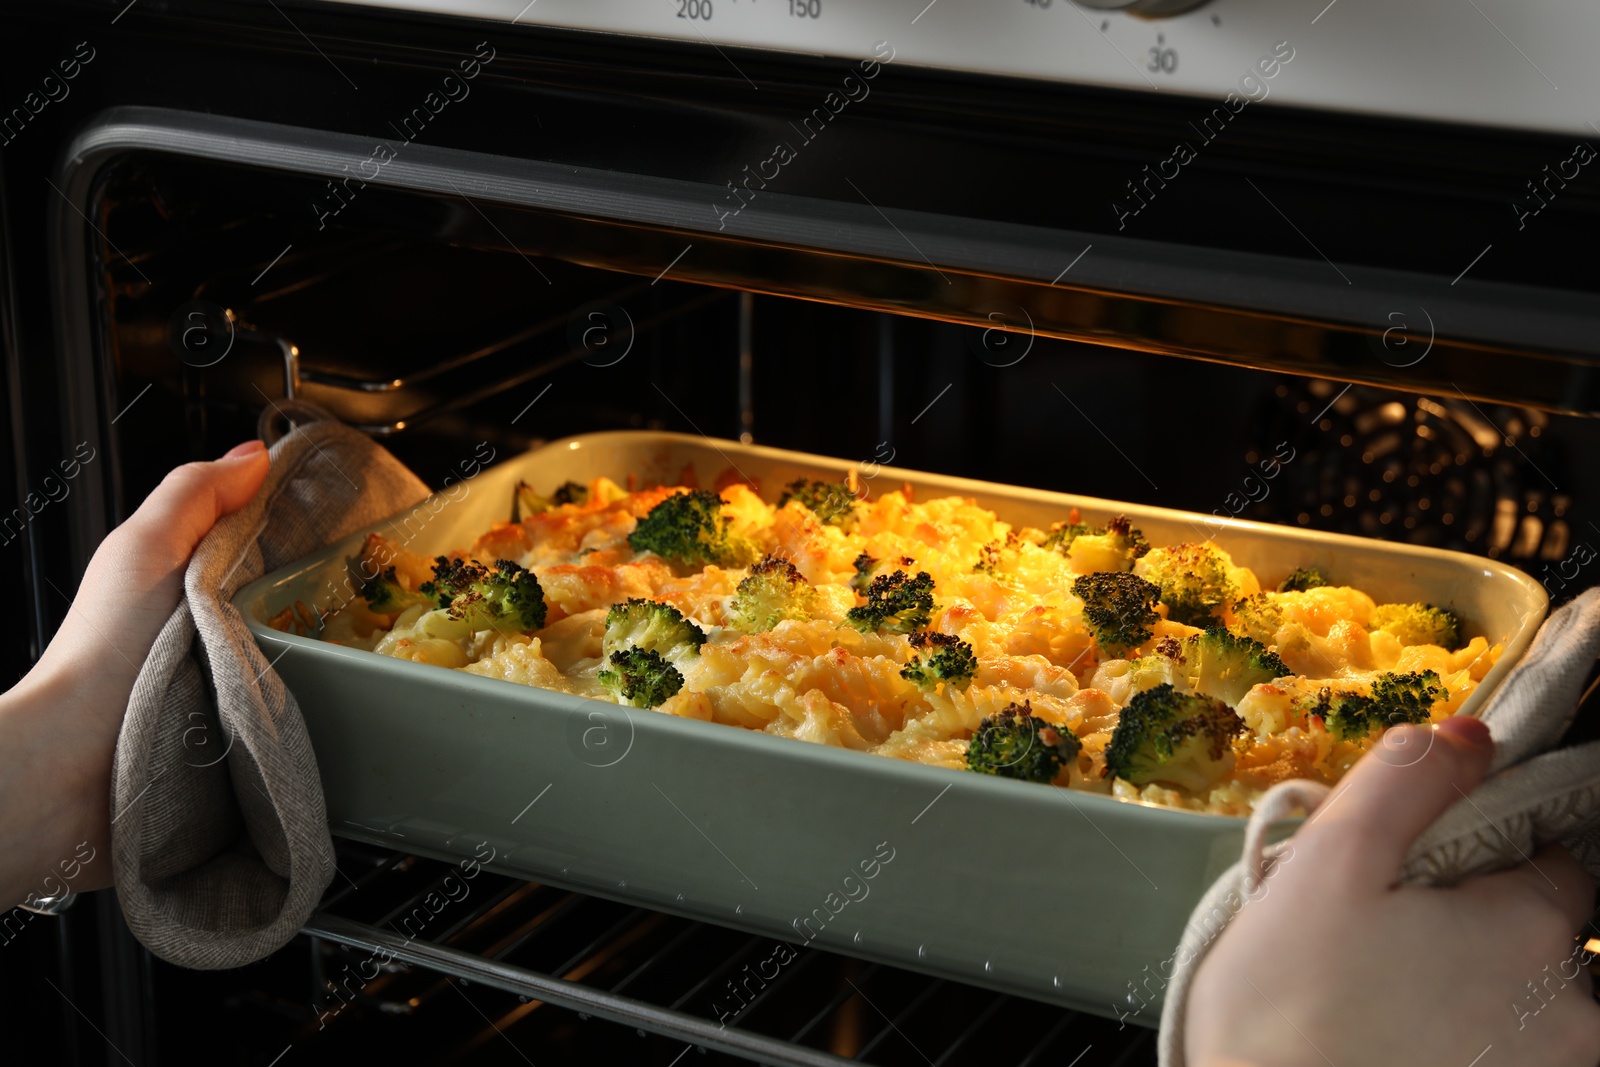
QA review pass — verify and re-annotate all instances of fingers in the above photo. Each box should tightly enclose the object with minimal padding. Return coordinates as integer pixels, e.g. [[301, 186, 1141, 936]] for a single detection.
[[1295, 715, 1495, 891], [118, 440, 269, 569], [1472, 843, 1599, 936], [37, 442, 270, 680]]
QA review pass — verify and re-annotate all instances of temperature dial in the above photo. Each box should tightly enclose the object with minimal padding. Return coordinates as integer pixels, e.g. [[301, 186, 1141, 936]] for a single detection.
[[1073, 0, 1209, 14]]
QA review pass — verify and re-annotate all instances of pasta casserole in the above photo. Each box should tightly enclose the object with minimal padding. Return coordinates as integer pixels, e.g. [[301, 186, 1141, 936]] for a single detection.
[[279, 473, 1500, 815]]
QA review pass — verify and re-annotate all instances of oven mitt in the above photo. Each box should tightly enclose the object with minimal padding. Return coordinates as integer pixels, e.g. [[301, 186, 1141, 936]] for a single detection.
[[1157, 586, 1600, 1067], [111, 400, 431, 969]]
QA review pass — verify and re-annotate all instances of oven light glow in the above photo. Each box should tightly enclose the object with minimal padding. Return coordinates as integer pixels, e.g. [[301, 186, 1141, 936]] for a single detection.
[[1585, 937, 1600, 956]]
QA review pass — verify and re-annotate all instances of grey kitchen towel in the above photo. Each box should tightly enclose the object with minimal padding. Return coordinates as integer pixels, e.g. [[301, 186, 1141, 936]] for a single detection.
[[112, 401, 430, 968], [1158, 587, 1600, 1067]]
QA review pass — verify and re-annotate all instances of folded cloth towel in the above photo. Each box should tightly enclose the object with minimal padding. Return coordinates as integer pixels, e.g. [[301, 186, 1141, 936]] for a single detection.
[[112, 402, 430, 969], [1158, 587, 1600, 1066]]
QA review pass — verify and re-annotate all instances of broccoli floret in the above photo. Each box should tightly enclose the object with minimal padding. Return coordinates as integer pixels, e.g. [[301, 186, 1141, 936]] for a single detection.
[[1041, 521, 1093, 553], [777, 478, 860, 529], [965, 702, 1080, 783], [602, 598, 707, 665], [475, 559, 547, 630], [846, 570, 936, 634], [512, 481, 544, 522], [900, 632, 978, 690], [973, 540, 1002, 575], [849, 552, 916, 594], [728, 556, 815, 633], [597, 647, 684, 708], [422, 555, 481, 602], [1311, 670, 1445, 741], [512, 480, 589, 521], [419, 557, 548, 638], [551, 481, 588, 506], [1182, 628, 1288, 707], [1072, 572, 1161, 657], [629, 489, 746, 569], [1228, 593, 1285, 646], [1135, 543, 1238, 628], [1103, 683, 1245, 793], [1370, 603, 1461, 648], [360, 565, 438, 616], [850, 552, 880, 592], [1278, 567, 1327, 593], [1064, 515, 1151, 574]]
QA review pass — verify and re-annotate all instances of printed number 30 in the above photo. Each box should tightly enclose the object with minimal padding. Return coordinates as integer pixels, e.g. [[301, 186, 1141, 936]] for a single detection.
[[1148, 47, 1177, 73]]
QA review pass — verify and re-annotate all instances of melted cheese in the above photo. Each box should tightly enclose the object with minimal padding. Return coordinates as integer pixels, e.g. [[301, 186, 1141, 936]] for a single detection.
[[324, 482, 1500, 815]]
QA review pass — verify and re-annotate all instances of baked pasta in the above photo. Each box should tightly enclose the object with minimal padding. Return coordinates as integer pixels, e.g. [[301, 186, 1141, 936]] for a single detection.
[[287, 474, 1501, 815]]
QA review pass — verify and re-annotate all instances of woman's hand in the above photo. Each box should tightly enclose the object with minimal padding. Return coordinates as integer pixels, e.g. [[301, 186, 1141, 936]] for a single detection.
[[0, 441, 270, 910], [1185, 715, 1600, 1067]]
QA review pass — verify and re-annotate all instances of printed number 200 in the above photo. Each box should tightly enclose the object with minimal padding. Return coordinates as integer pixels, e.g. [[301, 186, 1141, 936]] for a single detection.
[[678, 0, 712, 18]]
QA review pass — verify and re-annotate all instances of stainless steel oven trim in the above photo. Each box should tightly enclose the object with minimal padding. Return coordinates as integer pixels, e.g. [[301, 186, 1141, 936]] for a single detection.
[[56, 105, 1600, 346]]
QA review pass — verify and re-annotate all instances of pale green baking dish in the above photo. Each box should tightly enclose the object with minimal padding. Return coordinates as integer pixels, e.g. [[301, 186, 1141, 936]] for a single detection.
[[234, 431, 1547, 1022]]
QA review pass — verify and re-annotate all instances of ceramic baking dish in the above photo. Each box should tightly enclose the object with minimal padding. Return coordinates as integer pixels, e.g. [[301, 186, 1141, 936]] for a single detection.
[[235, 431, 1547, 1021]]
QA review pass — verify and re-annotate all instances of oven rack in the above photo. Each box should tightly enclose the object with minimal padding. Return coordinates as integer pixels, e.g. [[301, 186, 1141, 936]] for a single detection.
[[201, 243, 736, 436], [301, 843, 1158, 1066]]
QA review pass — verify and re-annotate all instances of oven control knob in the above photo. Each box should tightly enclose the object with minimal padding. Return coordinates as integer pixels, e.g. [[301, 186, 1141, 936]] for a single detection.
[[1072, 0, 1209, 14]]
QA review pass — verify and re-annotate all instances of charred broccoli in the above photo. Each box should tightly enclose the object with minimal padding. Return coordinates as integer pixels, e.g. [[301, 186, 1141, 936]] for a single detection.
[[602, 598, 707, 665], [1103, 683, 1245, 792], [845, 570, 936, 634], [900, 632, 978, 690], [777, 478, 860, 529], [597, 647, 684, 708], [360, 564, 438, 616], [965, 702, 1080, 783], [1072, 572, 1162, 656], [1278, 567, 1327, 593], [1182, 628, 1288, 707], [1310, 670, 1445, 741], [1370, 603, 1461, 649], [628, 489, 747, 569], [1135, 543, 1238, 628], [849, 552, 916, 594], [728, 556, 815, 633], [418, 557, 547, 638]]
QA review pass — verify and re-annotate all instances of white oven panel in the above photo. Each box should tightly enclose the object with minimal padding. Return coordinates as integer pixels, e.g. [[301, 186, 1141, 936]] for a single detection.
[[329, 0, 1596, 138]]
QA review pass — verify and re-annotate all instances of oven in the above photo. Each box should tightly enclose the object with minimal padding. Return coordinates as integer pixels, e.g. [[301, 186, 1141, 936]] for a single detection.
[[4, 0, 1600, 1063]]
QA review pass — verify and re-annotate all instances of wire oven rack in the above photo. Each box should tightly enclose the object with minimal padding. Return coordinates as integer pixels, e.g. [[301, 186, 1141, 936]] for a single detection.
[[301, 842, 1159, 1067]]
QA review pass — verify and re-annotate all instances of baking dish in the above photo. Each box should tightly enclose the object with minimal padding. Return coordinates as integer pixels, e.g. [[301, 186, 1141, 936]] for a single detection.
[[235, 431, 1547, 1021]]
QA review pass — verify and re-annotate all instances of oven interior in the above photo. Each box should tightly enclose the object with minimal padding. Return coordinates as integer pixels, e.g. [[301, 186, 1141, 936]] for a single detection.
[[11, 137, 1600, 1066], [104, 153, 1600, 569]]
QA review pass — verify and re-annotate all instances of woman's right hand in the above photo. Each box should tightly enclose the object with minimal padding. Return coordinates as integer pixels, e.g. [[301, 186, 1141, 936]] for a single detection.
[[1185, 715, 1600, 1067]]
